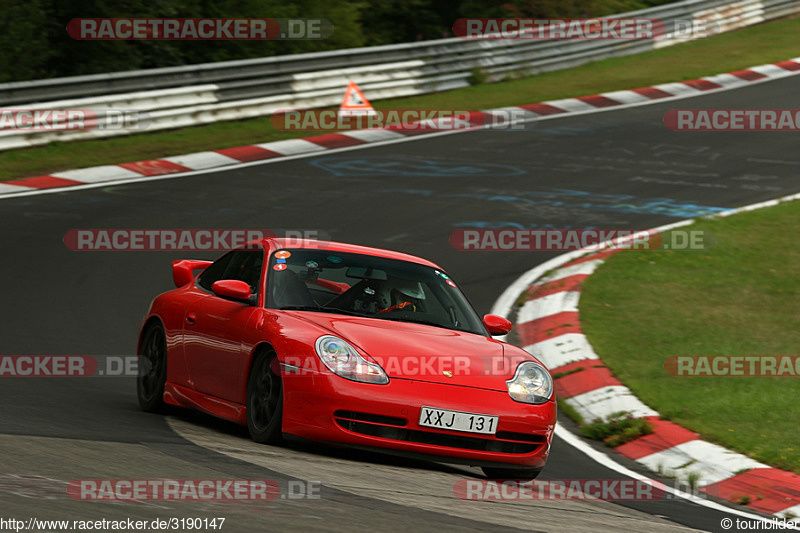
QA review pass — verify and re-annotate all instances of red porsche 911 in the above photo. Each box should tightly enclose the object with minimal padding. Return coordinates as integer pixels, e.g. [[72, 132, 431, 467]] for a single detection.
[[137, 238, 556, 479]]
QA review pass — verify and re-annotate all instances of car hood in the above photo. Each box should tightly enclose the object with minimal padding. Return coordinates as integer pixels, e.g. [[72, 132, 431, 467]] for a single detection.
[[289, 312, 525, 390]]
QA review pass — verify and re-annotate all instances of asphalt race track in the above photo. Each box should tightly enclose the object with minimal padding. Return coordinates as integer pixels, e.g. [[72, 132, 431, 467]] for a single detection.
[[1, 74, 798, 532]]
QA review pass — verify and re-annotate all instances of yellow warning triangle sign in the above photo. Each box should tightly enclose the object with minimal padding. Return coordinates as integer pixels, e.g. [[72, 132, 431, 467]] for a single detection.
[[339, 82, 377, 117]]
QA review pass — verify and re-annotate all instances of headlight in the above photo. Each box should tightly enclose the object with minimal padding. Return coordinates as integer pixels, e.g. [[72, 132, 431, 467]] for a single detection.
[[314, 335, 389, 384], [506, 362, 553, 404]]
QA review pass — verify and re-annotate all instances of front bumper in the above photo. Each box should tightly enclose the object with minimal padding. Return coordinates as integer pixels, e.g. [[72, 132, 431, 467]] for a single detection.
[[281, 370, 556, 469]]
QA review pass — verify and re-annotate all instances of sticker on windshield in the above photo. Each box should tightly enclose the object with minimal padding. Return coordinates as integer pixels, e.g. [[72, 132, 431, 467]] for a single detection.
[[275, 250, 291, 259], [446, 279, 457, 288], [327, 255, 342, 264], [306, 260, 319, 269], [273, 264, 287, 271]]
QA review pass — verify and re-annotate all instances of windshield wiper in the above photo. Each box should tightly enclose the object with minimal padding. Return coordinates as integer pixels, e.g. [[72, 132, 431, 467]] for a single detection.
[[279, 305, 369, 318]]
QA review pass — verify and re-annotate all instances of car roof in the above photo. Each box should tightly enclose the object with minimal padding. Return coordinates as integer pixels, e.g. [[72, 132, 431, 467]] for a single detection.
[[258, 238, 443, 270]]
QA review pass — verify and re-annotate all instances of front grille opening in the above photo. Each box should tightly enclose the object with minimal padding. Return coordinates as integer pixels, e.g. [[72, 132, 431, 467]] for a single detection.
[[334, 416, 544, 454], [334, 410, 407, 427]]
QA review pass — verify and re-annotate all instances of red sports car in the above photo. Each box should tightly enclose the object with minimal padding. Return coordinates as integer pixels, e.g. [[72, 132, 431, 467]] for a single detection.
[[137, 238, 556, 479]]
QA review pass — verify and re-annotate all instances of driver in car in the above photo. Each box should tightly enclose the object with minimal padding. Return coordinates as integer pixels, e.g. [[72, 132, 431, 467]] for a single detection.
[[378, 279, 425, 313]]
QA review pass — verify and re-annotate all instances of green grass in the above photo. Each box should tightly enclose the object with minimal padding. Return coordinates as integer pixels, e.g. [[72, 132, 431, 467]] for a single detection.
[[579, 411, 655, 447], [2, 15, 800, 180], [580, 200, 800, 473]]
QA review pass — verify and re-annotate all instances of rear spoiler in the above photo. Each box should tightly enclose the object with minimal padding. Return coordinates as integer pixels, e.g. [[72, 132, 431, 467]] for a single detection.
[[172, 259, 213, 288]]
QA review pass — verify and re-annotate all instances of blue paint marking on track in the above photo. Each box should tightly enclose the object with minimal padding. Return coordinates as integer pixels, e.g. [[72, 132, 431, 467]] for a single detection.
[[380, 188, 730, 218], [310, 157, 525, 177]]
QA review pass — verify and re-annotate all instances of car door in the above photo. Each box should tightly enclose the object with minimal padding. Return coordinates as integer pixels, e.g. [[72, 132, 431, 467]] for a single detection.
[[182, 247, 264, 402]]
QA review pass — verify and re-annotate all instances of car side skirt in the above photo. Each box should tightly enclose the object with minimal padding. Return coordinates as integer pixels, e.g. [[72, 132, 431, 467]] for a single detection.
[[164, 382, 247, 425]]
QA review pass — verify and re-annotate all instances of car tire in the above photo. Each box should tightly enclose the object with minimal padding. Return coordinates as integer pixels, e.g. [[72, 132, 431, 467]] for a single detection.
[[246, 349, 284, 444], [481, 467, 542, 481], [137, 322, 167, 413]]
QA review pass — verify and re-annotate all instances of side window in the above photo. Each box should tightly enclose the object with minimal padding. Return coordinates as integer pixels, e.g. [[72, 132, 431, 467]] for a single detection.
[[196, 252, 235, 291], [223, 249, 264, 294], [197, 248, 264, 295]]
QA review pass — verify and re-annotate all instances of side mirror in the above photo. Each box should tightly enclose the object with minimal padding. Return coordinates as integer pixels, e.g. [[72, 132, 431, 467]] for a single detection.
[[211, 280, 253, 302], [483, 314, 512, 336]]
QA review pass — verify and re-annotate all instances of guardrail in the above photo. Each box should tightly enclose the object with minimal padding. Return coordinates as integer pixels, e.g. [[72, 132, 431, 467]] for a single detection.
[[1, 0, 797, 151]]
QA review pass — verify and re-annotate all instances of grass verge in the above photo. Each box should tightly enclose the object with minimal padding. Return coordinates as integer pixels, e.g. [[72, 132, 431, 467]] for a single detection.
[[579, 411, 655, 447], [579, 199, 800, 473], [2, 16, 800, 180]]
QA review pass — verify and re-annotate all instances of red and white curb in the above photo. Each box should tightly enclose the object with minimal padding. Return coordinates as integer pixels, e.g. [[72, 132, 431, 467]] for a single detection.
[[1, 57, 799, 197], [495, 192, 800, 518]]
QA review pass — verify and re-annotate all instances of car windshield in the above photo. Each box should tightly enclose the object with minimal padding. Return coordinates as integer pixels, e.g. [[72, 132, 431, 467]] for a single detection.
[[266, 248, 487, 335]]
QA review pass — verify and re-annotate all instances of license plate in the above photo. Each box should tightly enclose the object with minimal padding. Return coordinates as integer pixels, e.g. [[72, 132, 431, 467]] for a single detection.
[[419, 406, 498, 435]]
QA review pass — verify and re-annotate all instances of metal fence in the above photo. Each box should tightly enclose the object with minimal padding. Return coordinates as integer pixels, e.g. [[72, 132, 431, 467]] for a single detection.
[[1, 0, 797, 151]]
